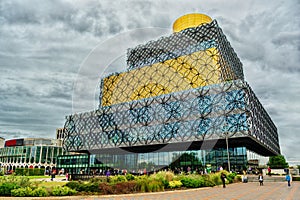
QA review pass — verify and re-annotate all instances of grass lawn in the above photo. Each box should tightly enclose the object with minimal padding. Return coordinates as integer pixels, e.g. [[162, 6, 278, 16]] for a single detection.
[[37, 181, 66, 188], [29, 175, 50, 179], [14, 175, 50, 179]]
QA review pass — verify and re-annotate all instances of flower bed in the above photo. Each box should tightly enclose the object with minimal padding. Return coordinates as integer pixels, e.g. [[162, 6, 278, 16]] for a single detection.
[[0, 171, 239, 197]]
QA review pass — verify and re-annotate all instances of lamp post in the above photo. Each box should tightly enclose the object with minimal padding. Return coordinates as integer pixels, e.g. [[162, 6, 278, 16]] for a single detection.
[[225, 132, 231, 172]]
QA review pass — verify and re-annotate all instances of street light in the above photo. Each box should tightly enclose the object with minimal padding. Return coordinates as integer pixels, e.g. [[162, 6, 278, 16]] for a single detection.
[[224, 122, 230, 172], [225, 132, 230, 172]]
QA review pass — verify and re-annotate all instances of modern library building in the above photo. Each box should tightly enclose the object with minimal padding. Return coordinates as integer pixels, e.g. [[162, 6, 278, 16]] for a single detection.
[[58, 13, 280, 174]]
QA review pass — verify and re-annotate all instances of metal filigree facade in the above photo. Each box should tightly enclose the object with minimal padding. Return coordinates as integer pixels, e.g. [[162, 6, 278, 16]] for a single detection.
[[63, 19, 280, 157], [100, 20, 244, 106]]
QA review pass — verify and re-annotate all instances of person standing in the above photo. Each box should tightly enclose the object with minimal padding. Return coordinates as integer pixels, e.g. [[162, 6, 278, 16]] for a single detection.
[[242, 170, 248, 183], [220, 172, 227, 188], [66, 172, 69, 181], [286, 173, 291, 187], [268, 166, 271, 176], [106, 169, 111, 182], [187, 166, 191, 174], [51, 168, 56, 181], [258, 173, 263, 186]]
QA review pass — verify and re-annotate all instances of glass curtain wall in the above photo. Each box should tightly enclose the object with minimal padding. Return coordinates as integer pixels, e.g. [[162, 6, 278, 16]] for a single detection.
[[0, 146, 63, 169], [57, 147, 249, 174]]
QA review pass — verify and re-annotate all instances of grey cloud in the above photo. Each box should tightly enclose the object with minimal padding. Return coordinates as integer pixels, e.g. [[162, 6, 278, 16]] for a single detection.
[[0, 0, 74, 25], [0, 73, 74, 103], [272, 31, 300, 46], [0, 1, 40, 24], [0, 0, 299, 164], [0, 1, 101, 36]]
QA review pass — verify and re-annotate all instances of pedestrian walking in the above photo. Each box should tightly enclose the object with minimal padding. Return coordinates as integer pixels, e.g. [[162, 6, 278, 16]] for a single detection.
[[286, 173, 291, 187], [66, 172, 69, 181], [51, 168, 56, 181], [220, 172, 227, 188], [258, 173, 263, 186], [242, 170, 248, 183], [106, 170, 111, 182], [268, 166, 271, 176]]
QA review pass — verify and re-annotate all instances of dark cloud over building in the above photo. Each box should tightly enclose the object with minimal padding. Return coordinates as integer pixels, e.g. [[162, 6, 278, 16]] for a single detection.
[[0, 0, 299, 163]]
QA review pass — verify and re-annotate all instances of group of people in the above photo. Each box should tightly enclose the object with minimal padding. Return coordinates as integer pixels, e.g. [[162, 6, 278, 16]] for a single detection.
[[49, 166, 293, 187], [101, 167, 211, 177], [257, 166, 271, 186], [48, 168, 69, 181], [257, 174, 292, 187], [221, 166, 293, 189], [257, 167, 292, 187]]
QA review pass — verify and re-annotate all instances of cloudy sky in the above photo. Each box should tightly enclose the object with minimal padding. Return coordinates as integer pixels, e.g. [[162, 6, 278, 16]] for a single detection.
[[0, 0, 299, 163]]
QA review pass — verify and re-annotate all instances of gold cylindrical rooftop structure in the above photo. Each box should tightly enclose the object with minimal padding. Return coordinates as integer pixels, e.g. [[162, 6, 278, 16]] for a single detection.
[[173, 13, 212, 32]]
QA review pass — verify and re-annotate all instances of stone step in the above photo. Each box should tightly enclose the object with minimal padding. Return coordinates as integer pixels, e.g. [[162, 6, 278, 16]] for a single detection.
[[243, 175, 286, 182]]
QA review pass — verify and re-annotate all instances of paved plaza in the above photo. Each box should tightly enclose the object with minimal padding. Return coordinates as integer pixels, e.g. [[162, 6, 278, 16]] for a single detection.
[[1, 181, 299, 200], [92, 182, 300, 200]]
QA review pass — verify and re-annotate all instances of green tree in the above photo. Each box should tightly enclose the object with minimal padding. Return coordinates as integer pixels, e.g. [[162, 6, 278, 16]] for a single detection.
[[138, 161, 155, 171], [267, 155, 288, 169], [170, 152, 202, 169]]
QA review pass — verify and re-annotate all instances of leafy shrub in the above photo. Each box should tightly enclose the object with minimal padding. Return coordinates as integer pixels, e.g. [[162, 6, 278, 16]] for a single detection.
[[209, 173, 222, 186], [202, 175, 215, 187], [32, 187, 49, 197], [84, 182, 100, 192], [135, 176, 164, 193], [89, 177, 106, 183], [16, 176, 31, 187], [14, 168, 24, 176], [14, 168, 44, 176], [113, 181, 137, 194], [98, 181, 137, 195], [179, 175, 204, 188], [0, 175, 30, 187], [165, 171, 174, 182], [235, 175, 242, 182], [226, 172, 237, 183], [0, 182, 20, 196], [0, 175, 32, 196], [99, 183, 114, 195], [11, 187, 48, 197], [152, 171, 174, 182], [11, 187, 32, 197], [204, 171, 238, 186], [0, 175, 83, 196], [51, 186, 77, 196], [65, 181, 82, 191], [168, 180, 183, 189], [293, 176, 300, 181], [148, 180, 164, 192], [150, 172, 171, 188], [136, 178, 149, 193], [125, 173, 135, 181], [109, 175, 127, 184], [65, 181, 99, 192]]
